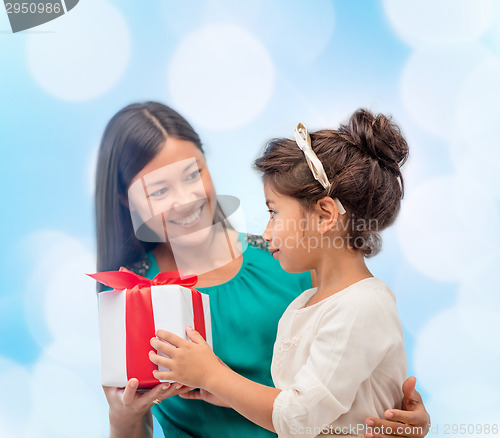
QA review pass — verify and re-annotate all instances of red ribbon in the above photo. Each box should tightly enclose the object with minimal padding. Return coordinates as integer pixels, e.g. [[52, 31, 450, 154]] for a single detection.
[[88, 268, 206, 389], [88, 267, 198, 290]]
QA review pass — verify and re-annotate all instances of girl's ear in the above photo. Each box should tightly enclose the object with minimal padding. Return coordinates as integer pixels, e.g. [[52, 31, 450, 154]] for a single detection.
[[315, 197, 339, 234]]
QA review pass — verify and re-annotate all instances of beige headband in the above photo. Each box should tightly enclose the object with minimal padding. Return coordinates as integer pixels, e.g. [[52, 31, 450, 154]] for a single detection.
[[294, 123, 346, 215]]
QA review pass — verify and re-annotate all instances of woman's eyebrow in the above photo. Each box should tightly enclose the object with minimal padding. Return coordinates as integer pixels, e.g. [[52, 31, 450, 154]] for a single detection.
[[145, 180, 167, 189], [183, 160, 201, 173], [145, 159, 202, 188], [265, 199, 275, 207]]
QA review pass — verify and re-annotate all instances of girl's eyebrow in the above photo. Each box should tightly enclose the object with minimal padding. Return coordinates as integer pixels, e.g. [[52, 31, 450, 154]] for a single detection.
[[265, 200, 275, 207]]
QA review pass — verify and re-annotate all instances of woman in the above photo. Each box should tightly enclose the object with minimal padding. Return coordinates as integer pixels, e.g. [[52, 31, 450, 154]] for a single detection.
[[95, 102, 430, 438]]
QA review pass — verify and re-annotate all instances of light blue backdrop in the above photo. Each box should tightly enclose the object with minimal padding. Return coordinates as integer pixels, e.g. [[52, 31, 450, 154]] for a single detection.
[[1, 1, 499, 437]]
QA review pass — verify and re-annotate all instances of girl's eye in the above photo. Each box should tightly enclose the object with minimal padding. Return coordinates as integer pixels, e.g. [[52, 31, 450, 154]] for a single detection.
[[268, 209, 276, 218], [149, 187, 168, 198], [186, 169, 201, 181]]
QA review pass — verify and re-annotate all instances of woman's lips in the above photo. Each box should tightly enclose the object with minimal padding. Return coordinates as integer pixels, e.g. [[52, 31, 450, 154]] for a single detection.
[[168, 204, 204, 228], [270, 248, 279, 258]]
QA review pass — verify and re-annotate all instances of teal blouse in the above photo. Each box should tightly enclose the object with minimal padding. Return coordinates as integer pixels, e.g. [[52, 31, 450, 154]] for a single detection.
[[144, 234, 312, 438]]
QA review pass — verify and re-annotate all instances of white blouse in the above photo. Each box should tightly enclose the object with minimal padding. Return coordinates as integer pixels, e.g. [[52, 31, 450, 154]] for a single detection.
[[271, 278, 407, 438]]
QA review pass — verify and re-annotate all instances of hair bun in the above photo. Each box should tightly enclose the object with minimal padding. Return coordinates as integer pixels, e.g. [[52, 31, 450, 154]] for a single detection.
[[342, 109, 409, 174]]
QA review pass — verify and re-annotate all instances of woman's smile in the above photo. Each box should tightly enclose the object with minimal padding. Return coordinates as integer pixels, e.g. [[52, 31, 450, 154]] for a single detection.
[[168, 202, 207, 228], [168, 203, 205, 228]]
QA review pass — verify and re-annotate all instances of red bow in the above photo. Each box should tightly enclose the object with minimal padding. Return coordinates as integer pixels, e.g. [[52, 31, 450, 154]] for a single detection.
[[87, 267, 198, 290]]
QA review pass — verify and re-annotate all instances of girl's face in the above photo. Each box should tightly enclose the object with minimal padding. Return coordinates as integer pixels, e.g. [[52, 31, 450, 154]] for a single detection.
[[262, 181, 318, 273], [127, 138, 217, 247]]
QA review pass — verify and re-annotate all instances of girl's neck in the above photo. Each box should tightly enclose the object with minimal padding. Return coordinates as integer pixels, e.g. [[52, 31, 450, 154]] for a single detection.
[[308, 247, 372, 306]]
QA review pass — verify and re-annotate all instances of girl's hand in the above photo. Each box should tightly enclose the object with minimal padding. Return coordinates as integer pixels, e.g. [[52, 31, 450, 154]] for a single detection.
[[364, 377, 430, 438], [149, 327, 222, 389], [178, 356, 232, 407], [179, 388, 231, 408], [103, 378, 195, 435]]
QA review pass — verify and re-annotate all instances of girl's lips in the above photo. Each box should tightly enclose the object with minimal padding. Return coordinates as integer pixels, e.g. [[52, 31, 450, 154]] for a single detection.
[[270, 249, 279, 258]]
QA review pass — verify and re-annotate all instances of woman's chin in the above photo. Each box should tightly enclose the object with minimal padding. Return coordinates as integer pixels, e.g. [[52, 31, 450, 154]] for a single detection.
[[168, 221, 214, 249]]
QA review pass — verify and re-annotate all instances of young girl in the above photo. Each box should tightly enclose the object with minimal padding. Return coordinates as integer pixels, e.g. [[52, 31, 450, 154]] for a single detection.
[[149, 108, 411, 437]]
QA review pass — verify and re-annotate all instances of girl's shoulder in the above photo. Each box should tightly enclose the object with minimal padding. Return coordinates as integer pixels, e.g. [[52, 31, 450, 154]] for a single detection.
[[291, 278, 396, 316], [321, 278, 399, 322], [341, 278, 396, 304]]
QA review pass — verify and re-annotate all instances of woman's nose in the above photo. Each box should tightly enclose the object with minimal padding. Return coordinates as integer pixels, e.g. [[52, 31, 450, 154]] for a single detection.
[[169, 182, 205, 212]]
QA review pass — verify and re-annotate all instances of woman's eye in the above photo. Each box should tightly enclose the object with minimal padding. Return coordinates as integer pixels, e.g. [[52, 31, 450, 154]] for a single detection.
[[268, 209, 276, 218], [149, 187, 168, 198], [186, 169, 201, 181]]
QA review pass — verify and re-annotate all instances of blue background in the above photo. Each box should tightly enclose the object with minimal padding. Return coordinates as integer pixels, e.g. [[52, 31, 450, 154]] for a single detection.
[[1, 0, 499, 436]]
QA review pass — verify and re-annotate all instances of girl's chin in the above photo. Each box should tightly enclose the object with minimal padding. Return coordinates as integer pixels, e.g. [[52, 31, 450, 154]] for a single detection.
[[277, 257, 307, 274]]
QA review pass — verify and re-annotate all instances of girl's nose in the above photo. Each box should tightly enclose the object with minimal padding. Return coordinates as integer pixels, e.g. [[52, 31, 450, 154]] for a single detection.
[[262, 222, 272, 242]]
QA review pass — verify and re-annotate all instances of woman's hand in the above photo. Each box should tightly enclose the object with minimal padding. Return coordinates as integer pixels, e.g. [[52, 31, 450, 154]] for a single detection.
[[103, 378, 195, 437], [179, 388, 231, 407], [149, 327, 222, 389], [364, 376, 430, 438]]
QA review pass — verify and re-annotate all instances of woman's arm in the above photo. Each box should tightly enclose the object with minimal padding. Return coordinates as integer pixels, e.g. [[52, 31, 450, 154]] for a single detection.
[[150, 328, 281, 432], [104, 378, 194, 438]]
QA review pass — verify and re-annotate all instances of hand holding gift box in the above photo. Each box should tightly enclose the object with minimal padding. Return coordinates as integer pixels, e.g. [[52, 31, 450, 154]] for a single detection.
[[88, 268, 212, 389]]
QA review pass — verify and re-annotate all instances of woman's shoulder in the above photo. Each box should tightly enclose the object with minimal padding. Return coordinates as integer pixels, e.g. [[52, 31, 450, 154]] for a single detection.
[[124, 253, 153, 277], [242, 233, 270, 252], [124, 234, 311, 291], [125, 233, 270, 277], [239, 233, 312, 289]]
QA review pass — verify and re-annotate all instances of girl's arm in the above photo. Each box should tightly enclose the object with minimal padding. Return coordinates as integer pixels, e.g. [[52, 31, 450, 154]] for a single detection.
[[206, 364, 280, 431], [150, 328, 281, 432]]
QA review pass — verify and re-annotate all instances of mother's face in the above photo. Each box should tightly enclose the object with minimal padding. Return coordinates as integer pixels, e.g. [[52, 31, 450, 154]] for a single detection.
[[127, 138, 217, 246]]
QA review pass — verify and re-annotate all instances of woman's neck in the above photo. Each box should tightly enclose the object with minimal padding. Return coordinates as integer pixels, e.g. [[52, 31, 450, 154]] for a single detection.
[[153, 228, 244, 287], [152, 242, 177, 272]]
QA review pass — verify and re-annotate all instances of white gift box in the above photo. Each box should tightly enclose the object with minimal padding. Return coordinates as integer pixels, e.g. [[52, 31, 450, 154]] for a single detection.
[[98, 283, 212, 389]]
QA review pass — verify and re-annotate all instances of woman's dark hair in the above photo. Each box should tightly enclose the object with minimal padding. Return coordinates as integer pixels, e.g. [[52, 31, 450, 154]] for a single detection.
[[95, 102, 222, 290], [254, 108, 409, 257]]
